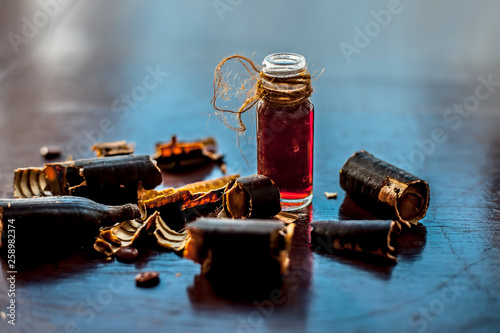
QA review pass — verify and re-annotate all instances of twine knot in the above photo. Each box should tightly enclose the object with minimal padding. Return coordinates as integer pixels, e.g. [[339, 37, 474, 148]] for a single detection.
[[211, 55, 313, 134]]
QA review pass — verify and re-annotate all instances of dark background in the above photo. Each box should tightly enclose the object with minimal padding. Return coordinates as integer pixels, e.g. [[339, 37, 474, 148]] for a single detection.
[[0, 1, 499, 332]]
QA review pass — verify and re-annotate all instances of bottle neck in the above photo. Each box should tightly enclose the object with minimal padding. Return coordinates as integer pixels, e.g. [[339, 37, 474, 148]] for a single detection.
[[259, 53, 312, 107], [262, 53, 307, 77]]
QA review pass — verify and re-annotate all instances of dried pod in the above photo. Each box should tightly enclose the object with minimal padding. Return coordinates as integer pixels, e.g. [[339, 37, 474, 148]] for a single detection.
[[71, 154, 161, 190], [14, 155, 162, 205], [177, 174, 238, 195], [0, 196, 141, 263], [142, 188, 223, 212], [140, 174, 240, 224], [139, 174, 238, 202], [91, 141, 135, 157], [184, 218, 294, 285], [339, 151, 430, 227], [223, 174, 281, 219], [139, 174, 239, 215], [93, 210, 190, 256], [138, 188, 225, 234], [311, 220, 399, 262], [93, 212, 158, 256], [153, 214, 190, 251], [13, 168, 52, 198], [153, 135, 225, 173]]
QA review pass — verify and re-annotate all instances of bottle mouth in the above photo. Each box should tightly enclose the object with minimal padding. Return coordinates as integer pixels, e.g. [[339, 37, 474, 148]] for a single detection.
[[262, 53, 307, 78]]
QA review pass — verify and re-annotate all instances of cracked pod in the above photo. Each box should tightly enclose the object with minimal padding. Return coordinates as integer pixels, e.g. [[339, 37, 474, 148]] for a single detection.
[[311, 220, 399, 262], [153, 135, 225, 173], [339, 151, 430, 227], [223, 174, 281, 219], [94, 175, 241, 257], [0, 196, 141, 264], [14, 155, 162, 205], [184, 218, 294, 287]]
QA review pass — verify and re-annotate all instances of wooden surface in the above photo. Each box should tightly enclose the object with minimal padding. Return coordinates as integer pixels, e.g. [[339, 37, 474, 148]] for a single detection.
[[1, 1, 500, 332]]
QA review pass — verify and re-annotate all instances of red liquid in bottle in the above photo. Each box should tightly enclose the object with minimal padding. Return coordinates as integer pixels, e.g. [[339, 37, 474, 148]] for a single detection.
[[257, 99, 314, 207]]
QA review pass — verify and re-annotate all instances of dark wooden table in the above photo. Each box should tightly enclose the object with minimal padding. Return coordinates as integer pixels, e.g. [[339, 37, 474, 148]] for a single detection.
[[1, 1, 499, 332]]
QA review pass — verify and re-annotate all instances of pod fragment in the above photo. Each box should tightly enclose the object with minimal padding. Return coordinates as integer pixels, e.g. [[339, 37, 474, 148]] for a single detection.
[[153, 135, 225, 173], [223, 174, 281, 219], [93, 212, 156, 257], [93, 211, 190, 256], [339, 151, 430, 227], [153, 214, 190, 251], [184, 218, 294, 285], [93, 175, 239, 256], [141, 175, 239, 213], [0, 196, 140, 263], [310, 220, 398, 262], [14, 155, 162, 205], [139, 174, 238, 202]]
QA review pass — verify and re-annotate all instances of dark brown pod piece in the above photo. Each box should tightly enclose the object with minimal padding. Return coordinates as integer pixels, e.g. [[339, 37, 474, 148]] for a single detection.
[[311, 220, 399, 262], [73, 155, 162, 191], [115, 246, 139, 263], [223, 174, 281, 219], [0, 196, 141, 266], [135, 271, 160, 288], [339, 151, 430, 227], [14, 154, 162, 205], [153, 135, 225, 173], [40, 146, 62, 160], [184, 218, 294, 288]]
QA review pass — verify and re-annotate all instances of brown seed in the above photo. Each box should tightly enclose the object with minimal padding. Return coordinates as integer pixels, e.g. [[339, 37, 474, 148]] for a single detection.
[[115, 246, 139, 263], [40, 146, 62, 160], [135, 271, 160, 288]]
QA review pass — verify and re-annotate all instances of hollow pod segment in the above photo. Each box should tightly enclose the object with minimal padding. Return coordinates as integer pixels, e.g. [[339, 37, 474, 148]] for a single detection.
[[93, 175, 243, 257], [339, 150, 430, 227], [223, 174, 281, 219], [184, 218, 294, 284], [93, 211, 190, 257], [13, 167, 52, 198], [153, 135, 225, 172], [139, 174, 240, 229], [310, 220, 399, 262], [0, 196, 141, 264], [139, 174, 239, 202], [13, 155, 162, 205]]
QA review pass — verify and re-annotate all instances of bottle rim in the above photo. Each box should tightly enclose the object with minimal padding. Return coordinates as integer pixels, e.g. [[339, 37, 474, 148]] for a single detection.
[[262, 53, 307, 78]]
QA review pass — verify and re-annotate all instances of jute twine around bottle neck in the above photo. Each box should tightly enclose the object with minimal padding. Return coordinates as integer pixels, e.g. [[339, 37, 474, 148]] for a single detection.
[[212, 55, 313, 134]]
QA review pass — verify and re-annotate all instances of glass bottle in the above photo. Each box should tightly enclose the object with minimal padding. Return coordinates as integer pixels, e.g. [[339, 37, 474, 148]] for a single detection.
[[256, 53, 314, 211]]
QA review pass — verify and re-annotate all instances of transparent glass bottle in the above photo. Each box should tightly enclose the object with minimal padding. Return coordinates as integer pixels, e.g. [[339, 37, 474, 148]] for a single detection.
[[256, 53, 314, 211]]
